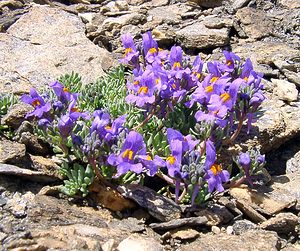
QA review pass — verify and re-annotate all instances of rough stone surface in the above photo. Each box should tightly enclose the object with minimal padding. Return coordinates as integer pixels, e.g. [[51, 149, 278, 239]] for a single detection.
[[176, 22, 230, 49], [235, 7, 274, 39], [0, 5, 115, 94], [0, 163, 60, 183], [272, 79, 299, 102], [260, 213, 300, 234], [1, 103, 32, 129], [278, 0, 300, 8], [170, 228, 200, 240], [181, 230, 281, 251], [117, 234, 163, 251], [0, 139, 26, 164], [117, 184, 181, 222], [286, 150, 300, 175], [232, 219, 259, 235]]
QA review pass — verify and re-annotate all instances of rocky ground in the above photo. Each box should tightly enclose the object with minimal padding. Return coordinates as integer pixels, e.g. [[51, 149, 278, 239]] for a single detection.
[[0, 0, 300, 250]]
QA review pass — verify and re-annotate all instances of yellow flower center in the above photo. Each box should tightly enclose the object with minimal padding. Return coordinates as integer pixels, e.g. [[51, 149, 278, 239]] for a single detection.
[[220, 93, 231, 103], [155, 78, 160, 85], [226, 60, 232, 66], [210, 76, 219, 83], [149, 47, 157, 54], [133, 80, 139, 85], [146, 155, 152, 161], [71, 107, 79, 112], [205, 85, 213, 93], [210, 164, 222, 176], [173, 62, 181, 68], [63, 87, 69, 93], [124, 47, 132, 56], [105, 125, 111, 130], [167, 156, 176, 165], [193, 71, 201, 79], [172, 83, 177, 89], [244, 76, 248, 82], [32, 99, 41, 107], [122, 149, 134, 160], [138, 86, 148, 94]]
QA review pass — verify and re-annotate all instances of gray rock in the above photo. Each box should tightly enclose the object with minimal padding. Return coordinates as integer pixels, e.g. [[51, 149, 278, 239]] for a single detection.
[[149, 216, 207, 231], [261, 213, 300, 234], [108, 217, 145, 233], [283, 70, 300, 86], [235, 7, 274, 39], [180, 230, 281, 251], [0, 163, 60, 183], [232, 219, 258, 235], [0, 139, 26, 164], [1, 5, 115, 94], [231, 0, 251, 10], [286, 150, 300, 175], [278, 0, 300, 8], [117, 234, 163, 251], [1, 103, 32, 129], [189, 0, 223, 8], [19, 132, 50, 155], [194, 203, 234, 225], [117, 184, 181, 222], [176, 22, 230, 49], [272, 79, 298, 102], [147, 5, 182, 25]]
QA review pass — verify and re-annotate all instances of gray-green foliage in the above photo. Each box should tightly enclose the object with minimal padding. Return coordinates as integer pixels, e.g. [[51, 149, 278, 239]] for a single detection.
[[0, 93, 18, 117], [59, 162, 94, 197]]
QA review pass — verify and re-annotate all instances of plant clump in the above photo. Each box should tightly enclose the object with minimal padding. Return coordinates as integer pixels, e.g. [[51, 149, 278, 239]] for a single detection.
[[20, 32, 266, 205]]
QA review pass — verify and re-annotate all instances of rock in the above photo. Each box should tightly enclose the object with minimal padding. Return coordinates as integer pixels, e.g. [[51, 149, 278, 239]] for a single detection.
[[176, 22, 230, 49], [283, 70, 300, 86], [272, 79, 298, 102], [0, 7, 28, 32], [0, 139, 26, 164], [260, 213, 300, 234], [149, 216, 207, 231], [189, 0, 224, 8], [202, 15, 233, 29], [19, 132, 50, 155], [194, 203, 234, 225], [0, 163, 60, 183], [1, 5, 115, 94], [278, 0, 300, 8], [117, 184, 181, 222], [231, 0, 251, 10], [180, 230, 281, 251], [286, 150, 300, 175], [211, 226, 221, 234], [226, 225, 234, 234], [232, 219, 258, 235], [29, 155, 60, 178], [230, 185, 295, 217], [6, 191, 35, 218], [170, 228, 199, 240], [117, 234, 163, 251], [269, 175, 300, 212], [102, 13, 146, 31], [147, 5, 182, 25], [1, 103, 32, 129], [108, 217, 145, 233], [235, 7, 274, 39]]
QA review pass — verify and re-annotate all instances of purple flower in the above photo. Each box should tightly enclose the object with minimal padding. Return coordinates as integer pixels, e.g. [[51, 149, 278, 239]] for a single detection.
[[167, 128, 199, 152], [204, 139, 216, 170], [169, 46, 185, 79], [103, 115, 127, 142], [67, 96, 89, 120], [206, 163, 230, 193], [91, 110, 111, 133], [166, 139, 183, 178], [50, 81, 72, 104], [138, 155, 166, 176], [58, 114, 75, 139], [119, 33, 139, 67], [219, 50, 240, 73], [21, 88, 51, 119], [107, 131, 146, 177], [125, 74, 156, 107], [142, 31, 167, 64], [238, 152, 253, 185]]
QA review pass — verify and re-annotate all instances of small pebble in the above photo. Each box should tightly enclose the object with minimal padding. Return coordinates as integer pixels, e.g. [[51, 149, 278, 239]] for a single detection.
[[212, 226, 221, 234], [227, 226, 234, 235]]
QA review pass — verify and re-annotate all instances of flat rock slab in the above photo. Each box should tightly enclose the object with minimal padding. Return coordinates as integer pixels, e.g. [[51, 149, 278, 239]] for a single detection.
[[0, 139, 26, 164], [117, 184, 181, 222], [0, 163, 60, 183], [0, 5, 115, 94], [181, 230, 281, 251]]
